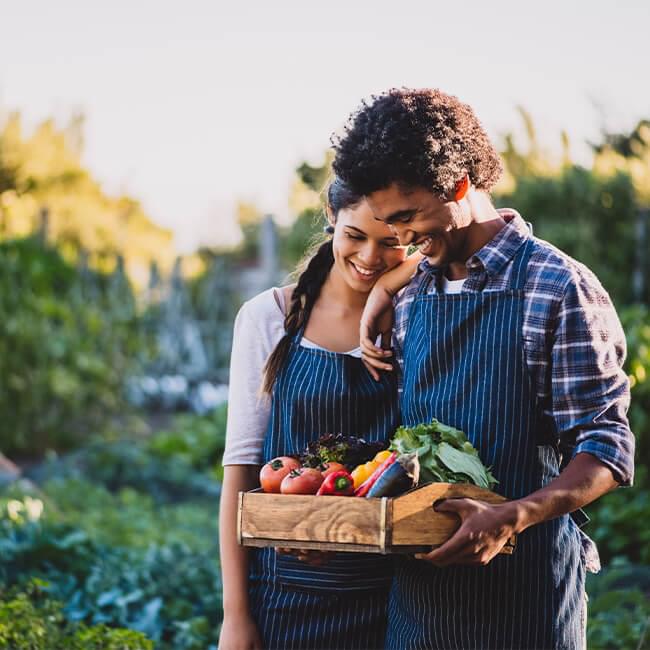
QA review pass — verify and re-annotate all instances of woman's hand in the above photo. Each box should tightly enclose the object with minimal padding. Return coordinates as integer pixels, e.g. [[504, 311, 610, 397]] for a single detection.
[[276, 547, 332, 566], [414, 498, 518, 567], [361, 251, 422, 380], [218, 612, 263, 650], [360, 283, 396, 381]]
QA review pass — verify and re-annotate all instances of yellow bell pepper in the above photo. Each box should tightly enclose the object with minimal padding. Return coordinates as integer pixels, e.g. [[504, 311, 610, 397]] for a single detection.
[[351, 460, 379, 489], [373, 450, 393, 464], [351, 450, 392, 489]]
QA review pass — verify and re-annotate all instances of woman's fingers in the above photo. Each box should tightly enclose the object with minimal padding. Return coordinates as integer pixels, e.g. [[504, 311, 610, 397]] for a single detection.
[[360, 321, 383, 352], [362, 352, 393, 375], [275, 547, 294, 556], [361, 329, 393, 373], [276, 547, 331, 566], [362, 358, 381, 382], [296, 550, 332, 566], [360, 335, 390, 358]]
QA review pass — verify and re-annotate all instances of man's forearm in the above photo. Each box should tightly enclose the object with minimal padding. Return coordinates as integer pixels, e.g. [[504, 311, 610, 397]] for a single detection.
[[509, 452, 619, 535]]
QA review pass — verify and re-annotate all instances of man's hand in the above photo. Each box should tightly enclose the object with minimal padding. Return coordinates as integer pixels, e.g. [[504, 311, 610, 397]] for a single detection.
[[360, 284, 396, 381], [414, 498, 517, 567], [415, 453, 619, 568]]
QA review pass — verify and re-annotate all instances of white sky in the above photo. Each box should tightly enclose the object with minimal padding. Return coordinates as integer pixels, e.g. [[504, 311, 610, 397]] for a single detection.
[[1, 0, 649, 252]]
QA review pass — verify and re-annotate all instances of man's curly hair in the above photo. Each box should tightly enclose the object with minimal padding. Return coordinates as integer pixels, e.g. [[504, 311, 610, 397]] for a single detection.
[[331, 88, 503, 198]]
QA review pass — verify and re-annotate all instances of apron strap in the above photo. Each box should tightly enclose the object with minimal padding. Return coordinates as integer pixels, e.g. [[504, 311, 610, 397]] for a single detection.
[[510, 237, 534, 291]]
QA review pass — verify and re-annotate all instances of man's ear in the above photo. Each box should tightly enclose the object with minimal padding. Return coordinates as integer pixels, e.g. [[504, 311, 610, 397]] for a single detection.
[[454, 175, 470, 202]]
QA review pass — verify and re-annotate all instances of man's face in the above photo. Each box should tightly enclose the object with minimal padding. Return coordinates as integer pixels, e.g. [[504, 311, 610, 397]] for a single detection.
[[365, 183, 472, 266]]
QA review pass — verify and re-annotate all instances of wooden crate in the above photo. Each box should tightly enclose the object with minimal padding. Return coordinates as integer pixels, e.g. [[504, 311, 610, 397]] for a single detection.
[[238, 482, 515, 555]]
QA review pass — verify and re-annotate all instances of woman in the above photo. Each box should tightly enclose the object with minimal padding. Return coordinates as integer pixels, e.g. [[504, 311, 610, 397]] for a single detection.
[[218, 178, 412, 650]]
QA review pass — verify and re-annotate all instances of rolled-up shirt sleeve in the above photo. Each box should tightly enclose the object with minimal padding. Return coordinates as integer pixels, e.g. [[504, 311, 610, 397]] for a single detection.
[[222, 292, 284, 466], [551, 269, 635, 485]]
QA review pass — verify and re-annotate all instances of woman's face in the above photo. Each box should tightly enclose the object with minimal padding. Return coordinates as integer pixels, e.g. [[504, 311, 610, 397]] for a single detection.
[[330, 199, 408, 293]]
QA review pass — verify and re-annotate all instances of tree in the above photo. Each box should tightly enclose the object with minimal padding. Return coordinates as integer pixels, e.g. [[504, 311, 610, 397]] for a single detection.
[[0, 113, 175, 286]]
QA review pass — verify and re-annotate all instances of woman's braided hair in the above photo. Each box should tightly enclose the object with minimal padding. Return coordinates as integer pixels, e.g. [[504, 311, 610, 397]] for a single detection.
[[261, 177, 362, 394]]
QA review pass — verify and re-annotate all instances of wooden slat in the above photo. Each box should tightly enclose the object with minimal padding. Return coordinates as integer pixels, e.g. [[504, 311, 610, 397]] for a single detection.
[[240, 538, 385, 554], [240, 491, 383, 547]]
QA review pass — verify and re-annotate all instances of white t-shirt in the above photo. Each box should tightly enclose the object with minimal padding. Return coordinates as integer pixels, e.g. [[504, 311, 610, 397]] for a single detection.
[[222, 288, 362, 466], [442, 276, 466, 293]]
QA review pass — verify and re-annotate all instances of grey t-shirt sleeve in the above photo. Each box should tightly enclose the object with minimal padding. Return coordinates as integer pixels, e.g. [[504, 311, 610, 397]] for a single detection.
[[222, 289, 285, 465]]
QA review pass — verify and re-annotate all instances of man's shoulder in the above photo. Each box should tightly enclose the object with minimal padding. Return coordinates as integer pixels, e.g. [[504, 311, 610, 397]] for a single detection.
[[526, 235, 609, 300]]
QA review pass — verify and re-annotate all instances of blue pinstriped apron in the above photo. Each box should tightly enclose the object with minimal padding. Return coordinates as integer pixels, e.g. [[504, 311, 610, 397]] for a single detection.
[[386, 238, 586, 650], [249, 327, 400, 650]]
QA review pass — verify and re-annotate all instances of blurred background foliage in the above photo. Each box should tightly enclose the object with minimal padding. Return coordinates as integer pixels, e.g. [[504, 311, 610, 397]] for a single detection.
[[0, 234, 149, 455], [0, 114, 176, 286], [1, 110, 649, 648]]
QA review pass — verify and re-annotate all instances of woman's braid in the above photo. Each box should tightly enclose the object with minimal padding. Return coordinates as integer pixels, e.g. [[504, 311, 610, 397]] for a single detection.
[[262, 240, 334, 394]]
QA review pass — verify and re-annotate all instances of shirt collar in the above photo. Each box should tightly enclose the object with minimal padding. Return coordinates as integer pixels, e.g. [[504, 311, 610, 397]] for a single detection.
[[416, 208, 531, 278]]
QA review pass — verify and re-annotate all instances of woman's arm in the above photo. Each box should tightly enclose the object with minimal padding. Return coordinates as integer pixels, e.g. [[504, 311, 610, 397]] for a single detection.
[[218, 465, 263, 650], [360, 251, 422, 380], [219, 292, 284, 649], [377, 249, 422, 295]]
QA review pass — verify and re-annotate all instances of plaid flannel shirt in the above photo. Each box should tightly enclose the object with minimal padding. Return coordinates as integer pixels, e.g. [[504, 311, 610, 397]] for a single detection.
[[393, 209, 635, 485]]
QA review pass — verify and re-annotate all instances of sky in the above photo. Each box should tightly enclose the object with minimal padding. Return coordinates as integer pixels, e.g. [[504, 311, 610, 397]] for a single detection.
[[1, 0, 649, 252]]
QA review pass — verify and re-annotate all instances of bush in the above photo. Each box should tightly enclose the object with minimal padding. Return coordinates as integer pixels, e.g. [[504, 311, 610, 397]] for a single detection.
[[0, 236, 148, 455], [1, 478, 218, 552], [26, 439, 221, 503], [0, 579, 153, 649], [0, 510, 222, 650], [620, 305, 650, 477], [585, 466, 650, 565], [587, 560, 650, 650], [147, 406, 227, 475], [497, 166, 640, 307]]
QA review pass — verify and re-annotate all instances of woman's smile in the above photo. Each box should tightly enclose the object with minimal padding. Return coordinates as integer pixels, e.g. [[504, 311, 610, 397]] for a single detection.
[[348, 260, 383, 282]]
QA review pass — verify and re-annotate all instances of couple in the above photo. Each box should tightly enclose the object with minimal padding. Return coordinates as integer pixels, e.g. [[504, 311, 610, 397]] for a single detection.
[[219, 89, 634, 650]]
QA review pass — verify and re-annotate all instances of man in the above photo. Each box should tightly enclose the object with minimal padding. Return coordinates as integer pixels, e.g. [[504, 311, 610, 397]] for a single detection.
[[332, 88, 635, 649]]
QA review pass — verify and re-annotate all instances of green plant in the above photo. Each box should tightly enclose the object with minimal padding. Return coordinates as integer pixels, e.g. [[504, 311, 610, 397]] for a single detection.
[[15, 477, 218, 552], [620, 305, 650, 477], [496, 166, 639, 307], [0, 504, 222, 650], [0, 236, 150, 455], [587, 559, 650, 649], [0, 579, 153, 649], [147, 405, 227, 472], [585, 467, 650, 565], [26, 439, 221, 503]]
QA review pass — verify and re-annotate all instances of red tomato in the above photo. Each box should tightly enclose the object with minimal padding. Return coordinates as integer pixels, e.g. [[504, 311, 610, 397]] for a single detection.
[[321, 462, 346, 477], [280, 468, 324, 495], [259, 456, 301, 493]]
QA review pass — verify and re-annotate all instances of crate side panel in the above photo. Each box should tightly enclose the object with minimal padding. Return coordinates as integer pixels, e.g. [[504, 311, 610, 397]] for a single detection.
[[390, 483, 506, 546], [241, 492, 383, 546]]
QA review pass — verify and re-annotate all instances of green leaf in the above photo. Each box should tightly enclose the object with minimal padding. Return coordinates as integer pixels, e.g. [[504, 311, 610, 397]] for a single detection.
[[436, 442, 492, 488], [389, 419, 496, 489]]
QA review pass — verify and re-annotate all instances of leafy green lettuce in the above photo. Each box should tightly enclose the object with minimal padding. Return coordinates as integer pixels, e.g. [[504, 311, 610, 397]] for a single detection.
[[389, 419, 497, 489]]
